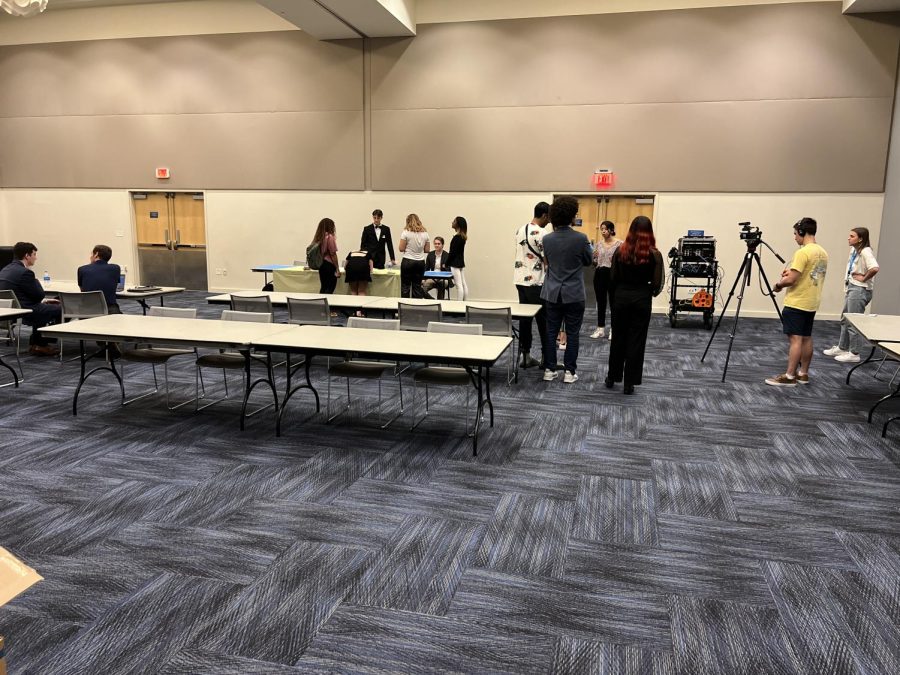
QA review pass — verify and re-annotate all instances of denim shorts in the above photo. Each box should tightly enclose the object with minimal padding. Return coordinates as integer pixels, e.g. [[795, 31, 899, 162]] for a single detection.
[[782, 306, 816, 337]]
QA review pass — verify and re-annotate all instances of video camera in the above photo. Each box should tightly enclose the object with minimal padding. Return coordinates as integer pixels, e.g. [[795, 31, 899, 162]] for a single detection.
[[739, 221, 762, 243]]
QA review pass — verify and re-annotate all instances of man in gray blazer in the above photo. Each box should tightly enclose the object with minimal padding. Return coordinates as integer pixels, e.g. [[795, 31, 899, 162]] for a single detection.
[[540, 196, 593, 383]]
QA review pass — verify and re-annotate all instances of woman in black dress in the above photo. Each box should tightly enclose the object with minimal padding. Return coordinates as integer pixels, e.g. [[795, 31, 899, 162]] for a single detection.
[[447, 216, 468, 299], [605, 216, 664, 395], [344, 249, 373, 297]]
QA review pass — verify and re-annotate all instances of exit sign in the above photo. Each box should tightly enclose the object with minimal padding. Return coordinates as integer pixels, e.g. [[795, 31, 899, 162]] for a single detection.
[[156, 167, 170, 179], [592, 170, 615, 189]]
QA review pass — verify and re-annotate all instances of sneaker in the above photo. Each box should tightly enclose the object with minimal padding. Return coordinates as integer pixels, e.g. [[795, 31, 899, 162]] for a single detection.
[[590, 327, 604, 339], [558, 342, 567, 349], [835, 352, 861, 363], [765, 373, 797, 387], [823, 345, 846, 357], [796, 373, 809, 384], [563, 370, 578, 384], [543, 368, 559, 381], [607, 329, 612, 341]]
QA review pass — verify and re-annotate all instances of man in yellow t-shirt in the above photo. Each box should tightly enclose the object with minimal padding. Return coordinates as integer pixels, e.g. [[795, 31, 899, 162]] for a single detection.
[[766, 217, 829, 387]]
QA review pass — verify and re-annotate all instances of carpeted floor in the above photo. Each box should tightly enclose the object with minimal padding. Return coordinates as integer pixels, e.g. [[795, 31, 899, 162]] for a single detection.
[[1, 291, 898, 674]]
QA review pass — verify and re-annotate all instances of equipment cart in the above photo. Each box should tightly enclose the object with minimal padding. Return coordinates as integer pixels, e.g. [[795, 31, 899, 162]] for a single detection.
[[667, 234, 718, 329]]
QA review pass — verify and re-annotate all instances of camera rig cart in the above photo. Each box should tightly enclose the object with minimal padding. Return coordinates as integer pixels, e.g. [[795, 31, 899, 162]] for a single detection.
[[668, 233, 718, 328]]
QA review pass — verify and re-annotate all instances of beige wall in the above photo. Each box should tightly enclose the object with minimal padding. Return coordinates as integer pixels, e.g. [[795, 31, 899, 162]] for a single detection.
[[1, 188, 882, 319]]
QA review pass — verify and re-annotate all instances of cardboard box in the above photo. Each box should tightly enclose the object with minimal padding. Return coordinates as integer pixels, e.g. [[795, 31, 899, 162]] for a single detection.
[[0, 547, 43, 675]]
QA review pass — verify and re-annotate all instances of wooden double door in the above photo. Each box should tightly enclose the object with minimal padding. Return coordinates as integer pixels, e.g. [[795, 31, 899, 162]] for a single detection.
[[133, 192, 208, 290]]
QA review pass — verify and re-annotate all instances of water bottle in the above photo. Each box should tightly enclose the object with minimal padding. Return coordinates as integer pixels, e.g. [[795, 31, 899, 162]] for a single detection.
[[42, 270, 50, 285], [119, 265, 127, 291]]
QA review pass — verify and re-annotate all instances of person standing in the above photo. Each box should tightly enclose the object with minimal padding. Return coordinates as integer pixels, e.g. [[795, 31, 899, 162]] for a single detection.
[[312, 218, 340, 294], [541, 196, 593, 384], [823, 227, 879, 364], [605, 216, 664, 395], [447, 216, 469, 300], [78, 244, 122, 314], [591, 220, 621, 340], [360, 209, 396, 270], [514, 201, 550, 369], [766, 217, 829, 387], [0, 241, 61, 355], [423, 236, 450, 299], [399, 213, 430, 298]]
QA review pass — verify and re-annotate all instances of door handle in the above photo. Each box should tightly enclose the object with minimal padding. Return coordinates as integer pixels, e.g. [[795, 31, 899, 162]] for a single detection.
[[175, 229, 181, 248], [164, 229, 172, 250]]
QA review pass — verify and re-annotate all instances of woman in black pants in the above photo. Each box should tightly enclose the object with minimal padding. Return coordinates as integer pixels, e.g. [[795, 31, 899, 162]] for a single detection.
[[312, 217, 340, 293], [591, 220, 621, 340], [605, 216, 664, 394]]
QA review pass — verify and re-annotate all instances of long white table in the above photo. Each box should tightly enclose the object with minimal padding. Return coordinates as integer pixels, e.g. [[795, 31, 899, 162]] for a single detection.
[[0, 307, 31, 387], [254, 324, 512, 454], [207, 291, 385, 312], [39, 314, 294, 421], [842, 313, 900, 384], [874, 341, 900, 438], [42, 281, 186, 315], [362, 297, 541, 319]]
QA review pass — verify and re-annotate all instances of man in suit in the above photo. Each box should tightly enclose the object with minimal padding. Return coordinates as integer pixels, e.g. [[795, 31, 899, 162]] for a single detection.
[[0, 241, 62, 355], [78, 244, 122, 314], [422, 236, 451, 299], [360, 209, 396, 269]]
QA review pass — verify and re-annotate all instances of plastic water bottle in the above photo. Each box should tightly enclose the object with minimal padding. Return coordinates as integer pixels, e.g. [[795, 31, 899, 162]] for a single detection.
[[119, 265, 127, 291], [42, 270, 50, 285]]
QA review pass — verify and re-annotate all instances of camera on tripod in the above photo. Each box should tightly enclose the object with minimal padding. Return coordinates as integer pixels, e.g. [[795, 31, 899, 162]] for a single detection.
[[739, 221, 762, 243]]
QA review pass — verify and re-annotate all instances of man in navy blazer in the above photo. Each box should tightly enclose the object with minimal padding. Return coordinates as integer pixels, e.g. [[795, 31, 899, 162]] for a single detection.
[[78, 244, 121, 313], [0, 241, 62, 355], [540, 196, 593, 384]]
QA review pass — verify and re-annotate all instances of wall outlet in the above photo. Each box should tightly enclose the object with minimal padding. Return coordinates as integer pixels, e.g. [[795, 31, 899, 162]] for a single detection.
[[115, 230, 124, 237], [222, 269, 228, 276], [215, 268, 222, 275]]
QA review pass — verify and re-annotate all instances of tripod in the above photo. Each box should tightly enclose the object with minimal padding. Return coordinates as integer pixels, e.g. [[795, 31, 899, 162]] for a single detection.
[[701, 238, 784, 381]]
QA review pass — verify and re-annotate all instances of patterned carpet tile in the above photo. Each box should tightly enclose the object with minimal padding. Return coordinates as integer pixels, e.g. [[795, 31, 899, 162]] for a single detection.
[[0, 608, 82, 675], [349, 515, 482, 615], [572, 475, 659, 546], [474, 493, 574, 579], [715, 445, 810, 497], [652, 460, 738, 520], [565, 540, 772, 605], [550, 636, 675, 675], [446, 568, 672, 649], [430, 460, 580, 501], [299, 604, 557, 674], [160, 648, 309, 674]]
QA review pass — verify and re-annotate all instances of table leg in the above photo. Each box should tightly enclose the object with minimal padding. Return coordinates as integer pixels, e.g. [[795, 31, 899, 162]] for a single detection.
[[0, 353, 19, 388], [470, 365, 485, 457], [883, 415, 899, 438], [239, 349, 279, 430], [277, 352, 320, 436], [846, 345, 876, 385], [72, 340, 124, 415], [867, 382, 900, 423]]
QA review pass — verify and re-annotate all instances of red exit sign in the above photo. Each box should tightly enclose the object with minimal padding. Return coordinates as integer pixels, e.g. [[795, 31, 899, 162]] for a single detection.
[[592, 170, 615, 189]]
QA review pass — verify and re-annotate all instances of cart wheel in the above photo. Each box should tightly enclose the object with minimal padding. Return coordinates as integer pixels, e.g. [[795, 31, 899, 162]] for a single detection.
[[704, 312, 713, 330], [669, 312, 677, 328]]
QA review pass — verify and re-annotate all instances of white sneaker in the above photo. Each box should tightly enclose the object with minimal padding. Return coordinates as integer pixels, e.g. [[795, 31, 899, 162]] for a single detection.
[[607, 329, 612, 341], [835, 352, 861, 363], [590, 327, 604, 339], [543, 368, 559, 381], [823, 345, 846, 357], [563, 370, 578, 384]]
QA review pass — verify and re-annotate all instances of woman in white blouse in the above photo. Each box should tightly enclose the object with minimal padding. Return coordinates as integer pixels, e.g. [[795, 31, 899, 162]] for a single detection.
[[823, 227, 879, 363], [590, 220, 622, 340], [399, 213, 431, 298]]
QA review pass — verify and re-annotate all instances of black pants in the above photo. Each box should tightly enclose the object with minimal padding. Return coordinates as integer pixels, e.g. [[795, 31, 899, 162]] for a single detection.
[[318, 261, 338, 294], [607, 287, 652, 386], [593, 266, 612, 328], [401, 259, 426, 298], [516, 284, 546, 360], [24, 303, 62, 346], [544, 299, 585, 374]]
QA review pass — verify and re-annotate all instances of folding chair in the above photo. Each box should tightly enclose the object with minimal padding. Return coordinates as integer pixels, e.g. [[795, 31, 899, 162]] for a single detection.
[[466, 305, 516, 384], [58, 291, 108, 362]]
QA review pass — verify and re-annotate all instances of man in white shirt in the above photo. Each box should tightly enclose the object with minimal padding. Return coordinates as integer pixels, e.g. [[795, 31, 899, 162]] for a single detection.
[[514, 201, 550, 369]]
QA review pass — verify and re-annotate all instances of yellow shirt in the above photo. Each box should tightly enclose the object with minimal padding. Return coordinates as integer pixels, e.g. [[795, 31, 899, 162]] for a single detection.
[[784, 243, 828, 312]]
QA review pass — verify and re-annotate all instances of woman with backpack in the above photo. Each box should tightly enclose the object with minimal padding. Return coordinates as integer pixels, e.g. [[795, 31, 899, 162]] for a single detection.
[[310, 218, 340, 294]]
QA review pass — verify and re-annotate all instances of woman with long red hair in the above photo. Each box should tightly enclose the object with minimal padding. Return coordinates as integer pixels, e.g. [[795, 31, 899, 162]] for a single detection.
[[605, 215, 664, 394]]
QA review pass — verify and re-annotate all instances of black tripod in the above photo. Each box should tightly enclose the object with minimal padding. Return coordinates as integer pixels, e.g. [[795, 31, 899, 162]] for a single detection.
[[701, 237, 784, 381]]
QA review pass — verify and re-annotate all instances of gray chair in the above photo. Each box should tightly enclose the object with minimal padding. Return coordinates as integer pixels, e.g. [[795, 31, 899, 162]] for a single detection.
[[230, 294, 274, 318], [195, 309, 275, 415], [286, 295, 331, 372], [327, 316, 403, 428], [398, 301, 442, 332], [466, 305, 515, 384], [119, 306, 200, 408], [0, 296, 24, 385], [411, 321, 482, 434], [58, 290, 108, 362]]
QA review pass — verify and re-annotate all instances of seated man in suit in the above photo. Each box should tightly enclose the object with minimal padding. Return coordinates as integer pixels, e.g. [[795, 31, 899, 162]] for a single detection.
[[360, 209, 396, 269], [78, 244, 122, 314], [422, 236, 452, 299], [0, 241, 62, 355]]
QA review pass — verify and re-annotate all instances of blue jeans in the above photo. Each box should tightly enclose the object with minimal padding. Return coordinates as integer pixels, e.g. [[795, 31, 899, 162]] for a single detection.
[[544, 300, 585, 374], [838, 285, 872, 354]]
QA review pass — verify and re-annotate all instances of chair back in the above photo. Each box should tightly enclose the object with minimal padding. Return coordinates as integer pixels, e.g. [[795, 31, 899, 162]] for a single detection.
[[148, 306, 197, 319], [466, 306, 512, 337], [287, 296, 330, 326], [222, 309, 273, 323], [398, 301, 442, 332], [427, 321, 482, 336], [347, 317, 399, 331], [0, 290, 21, 309], [230, 294, 274, 316], [0, 299, 12, 309], [59, 291, 108, 320]]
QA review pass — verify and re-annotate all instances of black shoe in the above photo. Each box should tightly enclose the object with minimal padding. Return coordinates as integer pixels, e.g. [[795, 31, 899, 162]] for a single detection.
[[604, 376, 614, 389], [624, 384, 635, 395], [520, 353, 540, 369]]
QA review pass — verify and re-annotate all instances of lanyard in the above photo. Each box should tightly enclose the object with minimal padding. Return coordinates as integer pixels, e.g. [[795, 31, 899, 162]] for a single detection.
[[846, 249, 858, 282]]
